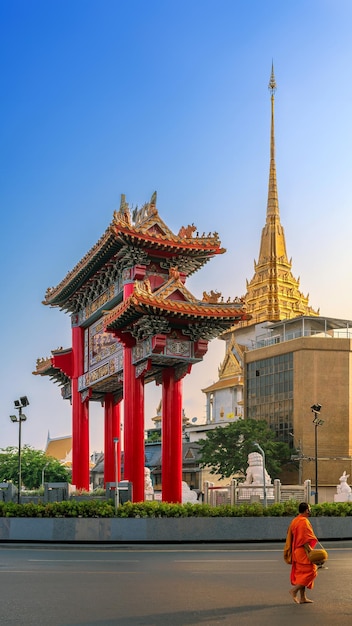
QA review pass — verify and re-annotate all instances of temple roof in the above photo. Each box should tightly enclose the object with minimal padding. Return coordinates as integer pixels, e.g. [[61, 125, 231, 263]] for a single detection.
[[202, 375, 242, 394], [218, 337, 245, 379], [33, 351, 71, 387], [45, 433, 72, 466], [43, 192, 226, 310], [104, 270, 250, 340]]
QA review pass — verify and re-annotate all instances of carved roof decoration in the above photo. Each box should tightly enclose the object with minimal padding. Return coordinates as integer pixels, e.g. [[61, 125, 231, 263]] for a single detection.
[[104, 272, 250, 338], [43, 191, 226, 310], [146, 267, 198, 303], [218, 338, 245, 380], [33, 350, 71, 387], [242, 65, 319, 326]]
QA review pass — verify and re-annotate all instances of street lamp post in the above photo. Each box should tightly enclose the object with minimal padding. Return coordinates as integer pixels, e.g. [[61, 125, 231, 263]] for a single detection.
[[42, 462, 50, 489], [10, 396, 29, 504], [253, 441, 267, 507], [311, 404, 324, 505]]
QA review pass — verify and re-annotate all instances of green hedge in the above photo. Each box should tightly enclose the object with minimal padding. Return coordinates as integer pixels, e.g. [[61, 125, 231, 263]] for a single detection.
[[1, 500, 352, 518]]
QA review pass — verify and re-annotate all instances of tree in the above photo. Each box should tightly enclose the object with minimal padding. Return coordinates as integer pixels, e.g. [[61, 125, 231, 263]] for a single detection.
[[197, 419, 292, 480], [0, 446, 71, 490]]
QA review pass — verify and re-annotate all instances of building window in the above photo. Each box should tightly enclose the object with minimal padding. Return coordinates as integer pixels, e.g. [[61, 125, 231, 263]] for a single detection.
[[246, 353, 293, 445]]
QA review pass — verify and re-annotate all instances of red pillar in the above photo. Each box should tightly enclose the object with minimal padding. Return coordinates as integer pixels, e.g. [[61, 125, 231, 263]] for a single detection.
[[121, 274, 146, 502], [104, 393, 121, 486], [123, 340, 145, 502], [162, 368, 183, 503], [71, 323, 90, 490]]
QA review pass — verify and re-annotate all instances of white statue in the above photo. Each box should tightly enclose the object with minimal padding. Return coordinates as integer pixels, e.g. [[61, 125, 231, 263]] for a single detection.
[[338, 471, 351, 494], [243, 452, 272, 486], [182, 481, 199, 504], [144, 467, 154, 500], [334, 470, 352, 502]]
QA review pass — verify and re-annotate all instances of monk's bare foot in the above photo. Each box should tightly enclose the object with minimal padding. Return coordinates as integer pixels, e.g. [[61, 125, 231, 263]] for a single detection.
[[289, 590, 300, 604], [300, 598, 314, 604]]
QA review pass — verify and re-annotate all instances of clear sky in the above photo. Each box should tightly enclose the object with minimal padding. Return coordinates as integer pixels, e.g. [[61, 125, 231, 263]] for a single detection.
[[1, 0, 352, 453]]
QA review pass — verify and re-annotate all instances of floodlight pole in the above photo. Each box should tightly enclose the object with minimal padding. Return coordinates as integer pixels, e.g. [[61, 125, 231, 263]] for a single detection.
[[18, 410, 23, 503], [10, 396, 29, 504], [311, 404, 324, 505]]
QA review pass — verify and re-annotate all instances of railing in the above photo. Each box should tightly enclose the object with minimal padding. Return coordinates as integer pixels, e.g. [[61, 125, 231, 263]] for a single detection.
[[203, 479, 312, 506], [252, 326, 352, 351]]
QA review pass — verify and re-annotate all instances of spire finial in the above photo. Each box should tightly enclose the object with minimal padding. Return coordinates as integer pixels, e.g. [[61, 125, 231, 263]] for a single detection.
[[265, 62, 279, 220], [268, 61, 277, 96]]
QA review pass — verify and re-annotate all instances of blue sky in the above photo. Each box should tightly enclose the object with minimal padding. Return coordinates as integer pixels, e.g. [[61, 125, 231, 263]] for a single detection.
[[1, 0, 352, 453]]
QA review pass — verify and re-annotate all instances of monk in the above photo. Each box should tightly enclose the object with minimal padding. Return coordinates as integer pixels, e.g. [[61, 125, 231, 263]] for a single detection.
[[284, 502, 318, 604]]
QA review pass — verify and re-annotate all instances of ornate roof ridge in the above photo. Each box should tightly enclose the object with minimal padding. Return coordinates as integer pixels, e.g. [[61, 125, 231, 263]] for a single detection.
[[114, 192, 222, 248], [115, 223, 223, 251], [103, 279, 250, 329], [51, 346, 72, 355], [133, 276, 248, 314], [151, 269, 198, 302], [33, 356, 53, 374]]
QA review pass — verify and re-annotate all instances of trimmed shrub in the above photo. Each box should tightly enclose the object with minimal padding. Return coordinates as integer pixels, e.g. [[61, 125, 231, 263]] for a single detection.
[[0, 499, 352, 519]]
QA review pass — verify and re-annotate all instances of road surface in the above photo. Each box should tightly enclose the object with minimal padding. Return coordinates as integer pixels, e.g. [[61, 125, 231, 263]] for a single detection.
[[0, 541, 350, 625]]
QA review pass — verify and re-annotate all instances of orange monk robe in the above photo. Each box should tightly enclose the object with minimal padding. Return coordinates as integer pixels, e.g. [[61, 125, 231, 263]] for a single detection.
[[285, 514, 318, 589]]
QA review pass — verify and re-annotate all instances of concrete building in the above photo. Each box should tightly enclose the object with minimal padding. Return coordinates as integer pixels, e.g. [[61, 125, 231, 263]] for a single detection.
[[244, 316, 352, 492]]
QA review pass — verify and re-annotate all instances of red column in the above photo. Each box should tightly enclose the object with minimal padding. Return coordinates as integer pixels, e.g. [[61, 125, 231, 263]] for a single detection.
[[123, 339, 145, 502], [104, 393, 121, 486], [121, 276, 145, 502], [162, 368, 183, 503], [71, 323, 90, 490], [123, 339, 134, 484]]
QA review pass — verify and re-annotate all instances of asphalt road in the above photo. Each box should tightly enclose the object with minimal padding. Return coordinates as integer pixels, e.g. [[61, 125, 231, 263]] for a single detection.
[[0, 541, 351, 626]]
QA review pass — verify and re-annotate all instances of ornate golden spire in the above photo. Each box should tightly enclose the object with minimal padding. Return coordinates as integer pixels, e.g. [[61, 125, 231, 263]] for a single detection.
[[267, 62, 279, 220], [257, 63, 286, 264], [242, 65, 319, 324]]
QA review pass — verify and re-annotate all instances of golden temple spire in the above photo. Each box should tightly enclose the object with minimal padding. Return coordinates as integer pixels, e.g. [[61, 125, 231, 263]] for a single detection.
[[241, 65, 319, 324], [257, 63, 287, 266], [267, 62, 279, 220]]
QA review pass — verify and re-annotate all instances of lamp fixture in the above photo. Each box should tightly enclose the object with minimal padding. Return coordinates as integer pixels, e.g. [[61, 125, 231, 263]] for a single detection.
[[13, 396, 30, 409], [19, 396, 29, 407], [311, 403, 322, 413]]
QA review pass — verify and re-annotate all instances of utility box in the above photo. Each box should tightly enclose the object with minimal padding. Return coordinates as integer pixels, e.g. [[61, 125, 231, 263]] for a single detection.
[[0, 482, 18, 503], [44, 482, 69, 503], [106, 481, 133, 504]]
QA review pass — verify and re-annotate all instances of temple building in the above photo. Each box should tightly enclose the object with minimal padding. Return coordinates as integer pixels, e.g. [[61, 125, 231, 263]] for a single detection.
[[196, 66, 352, 498], [35, 193, 249, 502]]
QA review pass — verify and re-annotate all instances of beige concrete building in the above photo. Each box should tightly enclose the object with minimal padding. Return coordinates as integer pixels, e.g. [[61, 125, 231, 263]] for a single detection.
[[244, 316, 352, 492]]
